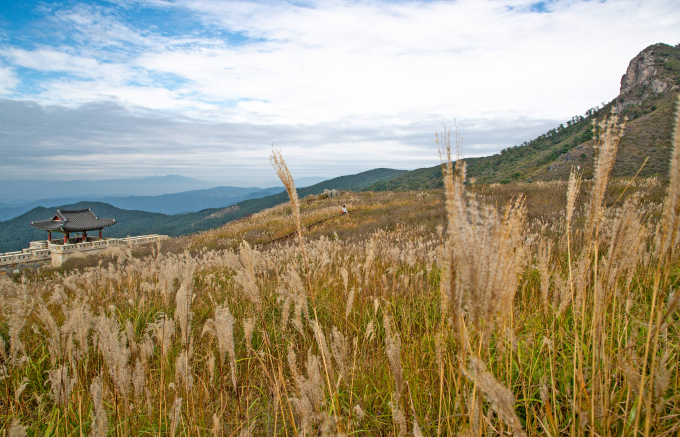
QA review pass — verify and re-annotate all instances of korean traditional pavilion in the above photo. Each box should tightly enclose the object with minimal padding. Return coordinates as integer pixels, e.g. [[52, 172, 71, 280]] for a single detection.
[[30, 208, 116, 244]]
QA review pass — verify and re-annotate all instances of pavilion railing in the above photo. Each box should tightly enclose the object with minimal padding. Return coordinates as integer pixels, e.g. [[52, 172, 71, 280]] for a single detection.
[[0, 234, 168, 267]]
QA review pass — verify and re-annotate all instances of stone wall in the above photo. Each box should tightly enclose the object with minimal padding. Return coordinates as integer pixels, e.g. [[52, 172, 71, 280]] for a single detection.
[[0, 234, 168, 268]]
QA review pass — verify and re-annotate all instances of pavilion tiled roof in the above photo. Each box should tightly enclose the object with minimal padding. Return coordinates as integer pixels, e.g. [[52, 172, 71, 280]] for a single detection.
[[30, 208, 116, 232]]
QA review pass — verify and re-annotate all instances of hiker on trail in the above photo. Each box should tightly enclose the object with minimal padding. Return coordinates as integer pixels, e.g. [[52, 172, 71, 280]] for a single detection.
[[341, 205, 348, 215]]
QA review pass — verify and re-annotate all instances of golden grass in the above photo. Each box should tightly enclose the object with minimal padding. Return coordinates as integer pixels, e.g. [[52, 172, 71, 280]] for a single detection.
[[1, 104, 680, 436]]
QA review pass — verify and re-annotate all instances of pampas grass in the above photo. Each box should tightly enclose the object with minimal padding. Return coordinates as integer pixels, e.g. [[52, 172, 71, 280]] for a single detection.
[[0, 115, 679, 436]]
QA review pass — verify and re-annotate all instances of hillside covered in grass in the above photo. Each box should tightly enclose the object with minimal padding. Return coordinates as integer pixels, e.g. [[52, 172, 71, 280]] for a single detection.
[[365, 43, 680, 191]]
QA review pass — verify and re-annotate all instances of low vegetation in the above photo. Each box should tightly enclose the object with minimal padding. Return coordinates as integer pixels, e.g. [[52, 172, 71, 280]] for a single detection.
[[1, 105, 679, 437]]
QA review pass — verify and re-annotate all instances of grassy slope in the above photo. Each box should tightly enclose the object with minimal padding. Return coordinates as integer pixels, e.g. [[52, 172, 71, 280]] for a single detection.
[[7, 178, 678, 436], [178, 168, 408, 233], [365, 43, 680, 191], [0, 168, 406, 252]]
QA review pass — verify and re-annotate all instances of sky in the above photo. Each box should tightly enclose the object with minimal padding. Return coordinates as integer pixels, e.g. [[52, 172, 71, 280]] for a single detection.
[[0, 0, 679, 187]]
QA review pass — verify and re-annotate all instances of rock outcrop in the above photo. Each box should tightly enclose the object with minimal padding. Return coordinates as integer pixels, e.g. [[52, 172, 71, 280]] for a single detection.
[[620, 47, 658, 94], [616, 43, 679, 114]]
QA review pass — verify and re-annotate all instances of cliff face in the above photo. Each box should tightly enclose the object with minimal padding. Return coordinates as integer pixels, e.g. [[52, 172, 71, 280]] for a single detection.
[[621, 45, 674, 94], [616, 43, 680, 113]]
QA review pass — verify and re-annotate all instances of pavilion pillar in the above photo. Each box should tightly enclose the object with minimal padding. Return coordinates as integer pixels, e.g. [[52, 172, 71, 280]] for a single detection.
[[82, 231, 87, 242], [99, 230, 102, 240], [64, 231, 69, 244], [48, 232, 52, 242]]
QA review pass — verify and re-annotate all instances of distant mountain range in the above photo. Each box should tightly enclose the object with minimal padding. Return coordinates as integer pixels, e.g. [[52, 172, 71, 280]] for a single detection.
[[0, 168, 404, 252], [0, 176, 330, 221], [0, 175, 212, 204], [0, 186, 285, 221]]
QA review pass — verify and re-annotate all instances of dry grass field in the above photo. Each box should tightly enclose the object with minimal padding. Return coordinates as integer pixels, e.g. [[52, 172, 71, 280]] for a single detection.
[[1, 109, 680, 436]]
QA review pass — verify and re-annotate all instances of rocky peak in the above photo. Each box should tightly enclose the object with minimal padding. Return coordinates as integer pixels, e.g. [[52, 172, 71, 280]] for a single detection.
[[620, 43, 676, 95], [614, 43, 679, 115]]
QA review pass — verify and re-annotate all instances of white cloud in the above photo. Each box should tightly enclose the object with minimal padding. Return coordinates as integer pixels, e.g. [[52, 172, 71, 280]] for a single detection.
[[0, 65, 18, 94], [164, 0, 679, 122], [0, 0, 679, 183]]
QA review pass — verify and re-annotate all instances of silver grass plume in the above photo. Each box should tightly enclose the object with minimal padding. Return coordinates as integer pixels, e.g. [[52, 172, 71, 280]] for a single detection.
[[47, 364, 77, 406], [653, 349, 673, 405], [132, 358, 146, 406], [390, 400, 407, 437], [8, 419, 27, 437], [213, 414, 222, 437], [14, 377, 29, 404], [383, 314, 403, 400], [318, 413, 345, 437], [585, 114, 625, 242], [565, 167, 582, 233], [89, 375, 108, 437], [438, 126, 465, 327], [340, 267, 349, 292], [4, 284, 32, 363], [278, 268, 310, 334], [383, 312, 406, 436], [233, 241, 261, 306], [170, 397, 183, 437], [270, 147, 314, 299], [207, 351, 216, 381], [413, 418, 424, 437], [60, 298, 93, 361], [364, 320, 375, 342], [345, 287, 356, 318], [94, 315, 131, 400], [270, 147, 302, 246], [175, 350, 194, 391], [35, 304, 61, 366], [289, 351, 325, 435], [538, 239, 553, 311], [48, 285, 67, 306], [243, 317, 255, 352], [201, 304, 237, 390], [310, 319, 334, 381], [175, 266, 196, 348], [600, 195, 647, 295], [147, 313, 175, 359], [139, 333, 154, 363], [463, 357, 526, 437], [277, 285, 293, 330], [287, 343, 300, 380], [125, 320, 138, 357], [145, 387, 153, 418], [352, 404, 365, 420], [363, 237, 377, 286], [331, 326, 348, 379]]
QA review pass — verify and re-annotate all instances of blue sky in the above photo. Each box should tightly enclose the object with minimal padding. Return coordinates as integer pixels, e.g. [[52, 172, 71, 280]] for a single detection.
[[0, 0, 679, 186]]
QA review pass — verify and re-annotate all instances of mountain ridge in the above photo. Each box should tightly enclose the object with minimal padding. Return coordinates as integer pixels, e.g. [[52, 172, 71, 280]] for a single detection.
[[0, 186, 285, 220], [0, 175, 214, 203], [363, 42, 680, 192]]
